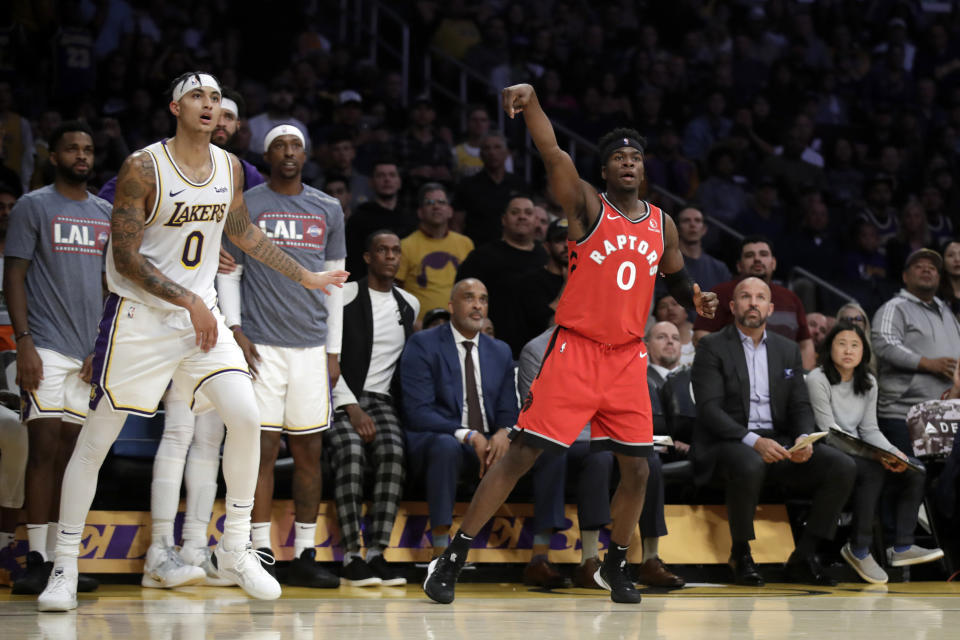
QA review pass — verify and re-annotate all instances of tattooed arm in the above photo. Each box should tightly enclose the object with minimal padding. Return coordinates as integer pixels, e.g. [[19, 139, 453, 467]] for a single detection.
[[111, 151, 218, 350], [223, 154, 348, 293]]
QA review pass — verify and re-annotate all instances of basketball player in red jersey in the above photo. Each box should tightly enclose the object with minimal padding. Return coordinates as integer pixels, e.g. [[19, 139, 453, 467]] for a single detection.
[[423, 83, 718, 604]]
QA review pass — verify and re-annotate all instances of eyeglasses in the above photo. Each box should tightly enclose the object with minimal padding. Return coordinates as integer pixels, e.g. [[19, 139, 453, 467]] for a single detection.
[[840, 315, 866, 324], [423, 198, 448, 206]]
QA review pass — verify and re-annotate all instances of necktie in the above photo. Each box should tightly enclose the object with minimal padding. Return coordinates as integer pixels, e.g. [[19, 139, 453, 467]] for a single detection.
[[462, 341, 484, 432]]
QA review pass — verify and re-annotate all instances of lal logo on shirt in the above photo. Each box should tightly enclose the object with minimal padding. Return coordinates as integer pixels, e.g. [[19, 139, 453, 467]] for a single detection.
[[51, 216, 111, 255], [256, 211, 326, 249]]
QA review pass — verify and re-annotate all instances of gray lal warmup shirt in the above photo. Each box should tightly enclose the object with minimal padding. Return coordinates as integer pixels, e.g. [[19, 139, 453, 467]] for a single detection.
[[5, 184, 111, 360], [225, 183, 346, 348]]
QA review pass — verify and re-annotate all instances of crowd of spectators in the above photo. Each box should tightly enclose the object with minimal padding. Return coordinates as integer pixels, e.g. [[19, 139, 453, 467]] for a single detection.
[[2, 0, 960, 588]]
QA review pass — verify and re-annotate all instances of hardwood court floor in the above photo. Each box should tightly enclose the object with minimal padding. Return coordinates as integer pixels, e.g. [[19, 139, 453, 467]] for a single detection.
[[2, 581, 960, 639]]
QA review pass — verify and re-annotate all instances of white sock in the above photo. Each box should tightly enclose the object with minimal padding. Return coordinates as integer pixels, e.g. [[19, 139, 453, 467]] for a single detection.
[[293, 522, 316, 557], [642, 536, 659, 562], [366, 547, 383, 562], [251, 521, 271, 551], [27, 523, 48, 560], [580, 529, 599, 562], [53, 521, 84, 568], [46, 521, 58, 560], [221, 496, 254, 550]]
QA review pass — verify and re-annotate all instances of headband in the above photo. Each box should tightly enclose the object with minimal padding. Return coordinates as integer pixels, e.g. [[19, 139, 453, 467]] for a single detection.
[[601, 136, 644, 164], [220, 98, 239, 118], [264, 124, 306, 151], [172, 73, 221, 102]]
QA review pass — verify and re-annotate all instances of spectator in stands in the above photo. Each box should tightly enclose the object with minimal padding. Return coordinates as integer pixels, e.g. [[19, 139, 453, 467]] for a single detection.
[[453, 131, 528, 246], [394, 94, 454, 202], [681, 89, 731, 161], [872, 248, 960, 455], [509, 218, 568, 357], [345, 160, 412, 280], [939, 240, 960, 317], [824, 137, 864, 209], [323, 175, 352, 220], [696, 147, 748, 226], [886, 199, 936, 276], [422, 307, 450, 330], [400, 278, 518, 557], [842, 219, 888, 287], [858, 173, 899, 249], [647, 321, 683, 388], [517, 327, 615, 590], [457, 196, 547, 357], [922, 184, 953, 249], [785, 189, 839, 282], [247, 77, 311, 155], [737, 175, 785, 247], [531, 204, 549, 243], [316, 131, 374, 207], [762, 126, 825, 203], [691, 277, 856, 586], [654, 295, 695, 367], [396, 183, 474, 322], [0, 81, 34, 193], [644, 124, 699, 201], [806, 313, 830, 351], [452, 105, 513, 180], [4, 122, 107, 595], [806, 321, 942, 584], [328, 230, 417, 587], [694, 235, 815, 370], [672, 207, 731, 297]]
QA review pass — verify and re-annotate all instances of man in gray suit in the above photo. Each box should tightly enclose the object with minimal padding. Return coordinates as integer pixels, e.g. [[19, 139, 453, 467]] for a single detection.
[[691, 277, 855, 587]]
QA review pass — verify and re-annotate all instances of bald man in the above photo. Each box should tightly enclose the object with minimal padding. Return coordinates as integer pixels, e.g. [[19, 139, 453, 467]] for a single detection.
[[400, 278, 520, 556], [646, 321, 683, 388], [691, 277, 856, 587]]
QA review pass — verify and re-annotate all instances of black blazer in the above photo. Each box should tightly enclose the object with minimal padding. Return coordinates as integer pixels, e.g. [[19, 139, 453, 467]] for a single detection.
[[690, 323, 815, 484], [339, 278, 416, 405]]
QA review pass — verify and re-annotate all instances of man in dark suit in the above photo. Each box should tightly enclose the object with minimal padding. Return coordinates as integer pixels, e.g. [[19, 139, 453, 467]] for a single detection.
[[400, 278, 519, 556], [691, 277, 856, 586]]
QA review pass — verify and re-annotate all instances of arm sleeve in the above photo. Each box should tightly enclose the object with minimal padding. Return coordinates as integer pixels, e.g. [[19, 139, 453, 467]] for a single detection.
[[324, 258, 345, 354], [871, 302, 923, 371], [216, 265, 243, 328], [859, 381, 900, 454]]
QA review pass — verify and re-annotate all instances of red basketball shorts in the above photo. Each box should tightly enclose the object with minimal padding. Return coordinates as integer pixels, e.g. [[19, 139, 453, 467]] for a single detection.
[[513, 326, 653, 457]]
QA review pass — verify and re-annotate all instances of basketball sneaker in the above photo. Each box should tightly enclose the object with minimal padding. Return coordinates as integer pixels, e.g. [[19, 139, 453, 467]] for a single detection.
[[142, 544, 206, 588], [37, 565, 78, 612], [341, 556, 382, 587], [423, 551, 465, 604], [594, 556, 642, 604], [367, 555, 407, 587], [286, 548, 340, 588], [179, 545, 233, 586], [212, 542, 281, 600]]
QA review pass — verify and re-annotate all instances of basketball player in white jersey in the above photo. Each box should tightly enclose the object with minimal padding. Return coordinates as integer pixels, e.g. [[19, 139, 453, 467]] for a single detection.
[[38, 71, 348, 611]]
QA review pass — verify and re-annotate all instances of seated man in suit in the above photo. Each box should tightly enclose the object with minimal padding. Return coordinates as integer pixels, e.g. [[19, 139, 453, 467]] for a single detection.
[[400, 278, 519, 556], [691, 277, 856, 586]]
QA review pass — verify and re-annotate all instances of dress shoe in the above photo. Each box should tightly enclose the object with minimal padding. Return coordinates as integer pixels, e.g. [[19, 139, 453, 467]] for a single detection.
[[635, 557, 685, 588], [729, 552, 765, 586], [522, 554, 569, 589], [572, 557, 603, 589], [785, 552, 837, 586]]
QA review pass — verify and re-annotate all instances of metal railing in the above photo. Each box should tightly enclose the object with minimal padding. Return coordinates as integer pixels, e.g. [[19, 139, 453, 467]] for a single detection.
[[345, 0, 410, 106]]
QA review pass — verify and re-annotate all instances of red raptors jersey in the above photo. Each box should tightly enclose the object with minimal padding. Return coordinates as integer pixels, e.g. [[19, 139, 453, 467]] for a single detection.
[[555, 194, 664, 345]]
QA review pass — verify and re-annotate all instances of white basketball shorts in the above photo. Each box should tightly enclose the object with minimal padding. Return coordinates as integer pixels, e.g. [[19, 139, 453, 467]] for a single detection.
[[22, 348, 91, 424], [254, 344, 331, 435]]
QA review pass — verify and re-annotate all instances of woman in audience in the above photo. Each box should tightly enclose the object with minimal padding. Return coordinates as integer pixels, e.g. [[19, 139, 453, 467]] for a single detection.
[[835, 302, 876, 374], [806, 322, 943, 584], [938, 239, 960, 317], [653, 294, 694, 366]]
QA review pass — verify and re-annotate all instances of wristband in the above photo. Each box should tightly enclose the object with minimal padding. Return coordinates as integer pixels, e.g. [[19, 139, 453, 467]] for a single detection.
[[465, 430, 474, 443], [15, 330, 31, 341]]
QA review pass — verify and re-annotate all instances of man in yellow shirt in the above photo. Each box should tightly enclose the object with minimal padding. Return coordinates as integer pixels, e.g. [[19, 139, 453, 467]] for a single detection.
[[397, 183, 474, 321]]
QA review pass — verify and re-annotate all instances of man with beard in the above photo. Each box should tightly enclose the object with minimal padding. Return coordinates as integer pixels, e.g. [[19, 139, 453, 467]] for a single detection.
[[4, 122, 109, 595], [694, 235, 815, 370], [345, 160, 412, 280], [219, 125, 345, 589], [692, 277, 856, 587], [872, 249, 960, 455]]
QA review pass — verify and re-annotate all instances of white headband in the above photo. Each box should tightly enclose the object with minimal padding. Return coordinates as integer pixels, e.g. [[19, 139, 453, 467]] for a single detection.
[[264, 124, 305, 150], [171, 73, 221, 102], [220, 98, 238, 118]]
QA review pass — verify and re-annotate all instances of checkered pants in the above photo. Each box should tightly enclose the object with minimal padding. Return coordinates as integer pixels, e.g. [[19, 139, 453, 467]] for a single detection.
[[324, 391, 406, 552]]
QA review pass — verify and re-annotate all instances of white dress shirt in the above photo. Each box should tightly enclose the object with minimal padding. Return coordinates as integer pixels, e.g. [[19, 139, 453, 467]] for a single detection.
[[451, 323, 489, 433]]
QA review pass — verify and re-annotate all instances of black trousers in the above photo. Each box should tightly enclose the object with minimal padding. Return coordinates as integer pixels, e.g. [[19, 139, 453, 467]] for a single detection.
[[848, 455, 926, 548], [709, 440, 857, 543]]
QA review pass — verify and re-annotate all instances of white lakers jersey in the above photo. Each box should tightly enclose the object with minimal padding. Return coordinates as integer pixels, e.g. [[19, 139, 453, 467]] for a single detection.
[[106, 140, 234, 310]]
